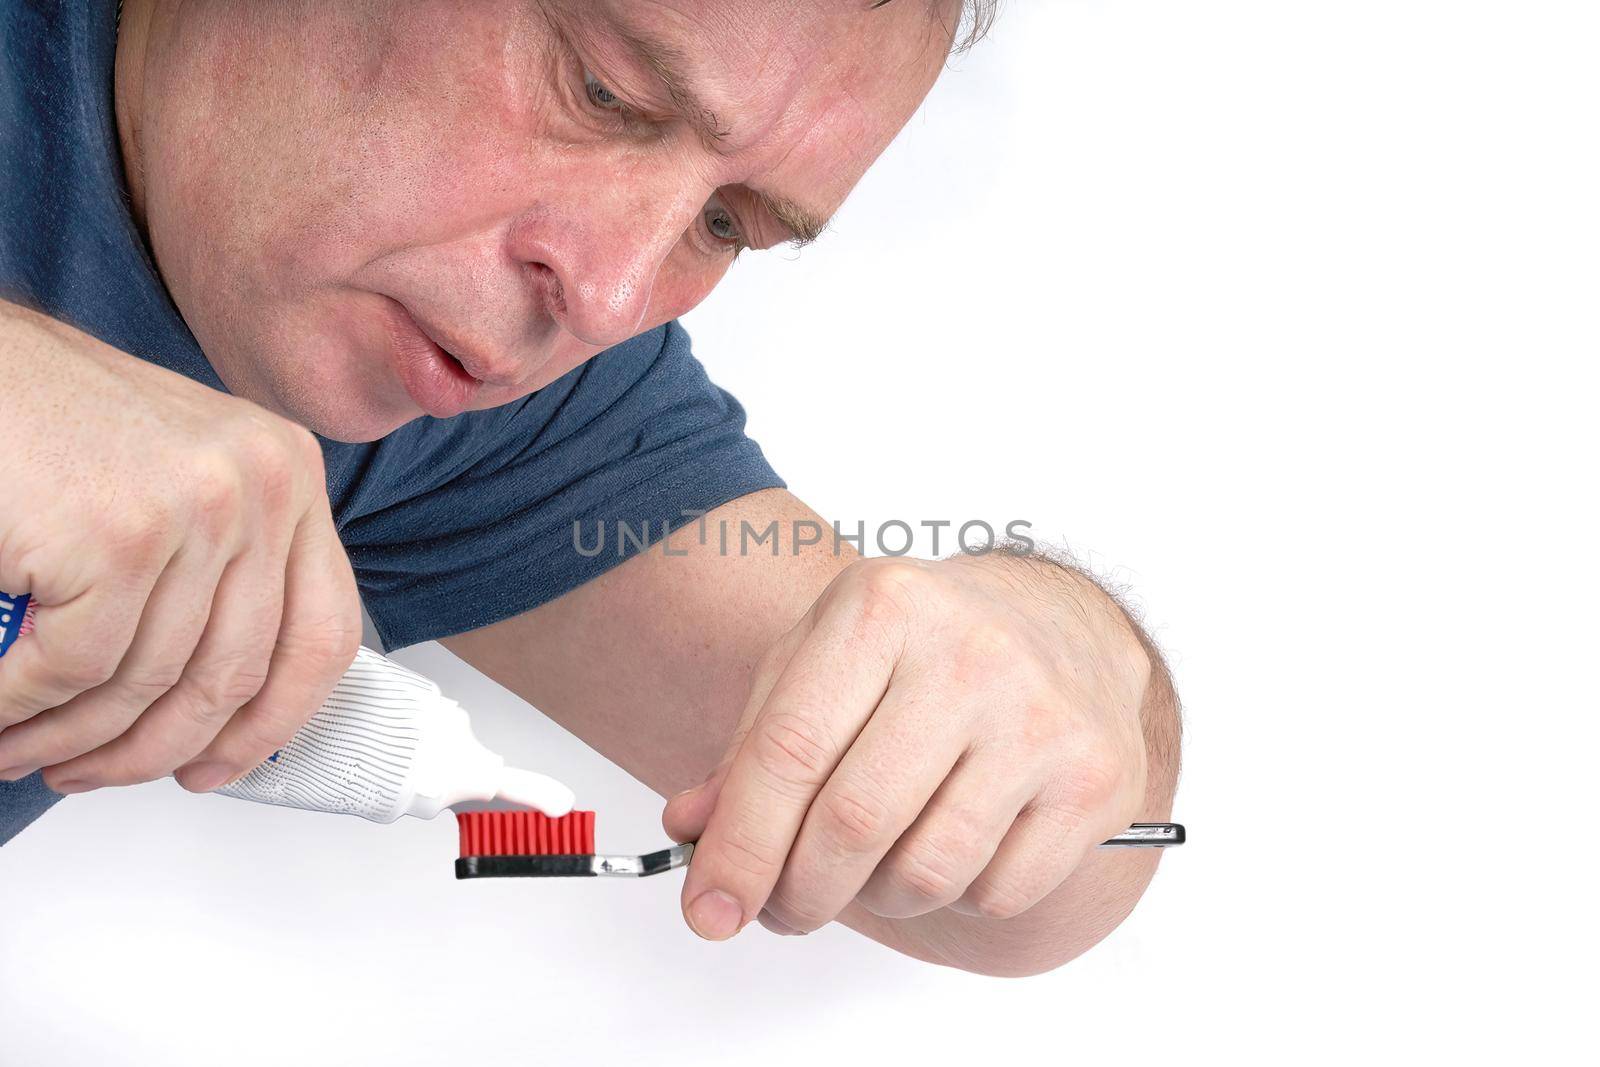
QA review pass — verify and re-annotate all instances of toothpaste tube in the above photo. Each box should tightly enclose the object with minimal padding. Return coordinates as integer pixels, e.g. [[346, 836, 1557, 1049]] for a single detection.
[[0, 589, 573, 822], [0, 591, 35, 657]]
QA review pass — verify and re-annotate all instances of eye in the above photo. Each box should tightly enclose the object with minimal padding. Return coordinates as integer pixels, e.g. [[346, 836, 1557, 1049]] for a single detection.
[[583, 69, 624, 111], [703, 198, 743, 248]]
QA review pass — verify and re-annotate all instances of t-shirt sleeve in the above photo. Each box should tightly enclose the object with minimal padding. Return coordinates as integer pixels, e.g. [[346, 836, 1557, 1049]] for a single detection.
[[338, 320, 785, 652]]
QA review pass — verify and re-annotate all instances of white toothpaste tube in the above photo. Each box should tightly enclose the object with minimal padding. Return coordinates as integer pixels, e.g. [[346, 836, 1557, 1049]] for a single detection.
[[215, 645, 574, 822], [0, 590, 573, 823]]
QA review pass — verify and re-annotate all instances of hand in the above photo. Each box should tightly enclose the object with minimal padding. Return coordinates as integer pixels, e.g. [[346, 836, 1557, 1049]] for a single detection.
[[0, 301, 361, 794], [662, 552, 1151, 940]]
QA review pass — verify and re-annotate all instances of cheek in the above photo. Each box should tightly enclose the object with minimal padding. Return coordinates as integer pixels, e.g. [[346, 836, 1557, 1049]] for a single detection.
[[650, 246, 735, 322], [148, 14, 520, 298]]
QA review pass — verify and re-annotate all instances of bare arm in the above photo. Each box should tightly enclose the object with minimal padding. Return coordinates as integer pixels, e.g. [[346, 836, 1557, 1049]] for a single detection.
[[442, 489, 1180, 976]]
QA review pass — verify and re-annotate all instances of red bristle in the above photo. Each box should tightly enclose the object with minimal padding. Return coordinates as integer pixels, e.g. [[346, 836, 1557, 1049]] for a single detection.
[[455, 810, 598, 857]]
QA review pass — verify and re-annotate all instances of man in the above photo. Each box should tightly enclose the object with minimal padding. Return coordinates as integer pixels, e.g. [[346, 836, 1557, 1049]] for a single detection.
[[0, 0, 1180, 976]]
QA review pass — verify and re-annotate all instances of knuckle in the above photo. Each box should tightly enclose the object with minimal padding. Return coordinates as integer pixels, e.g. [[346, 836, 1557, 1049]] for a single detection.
[[715, 820, 786, 881], [857, 558, 925, 598], [258, 465, 298, 520], [267, 425, 320, 505], [848, 560, 924, 629], [1121, 632, 1154, 690], [1062, 748, 1124, 812], [953, 621, 1018, 682], [282, 611, 363, 675], [751, 712, 835, 784], [284, 421, 327, 474], [218, 713, 301, 766], [168, 687, 233, 732], [120, 661, 188, 702], [188, 453, 244, 535], [190, 653, 272, 712], [889, 836, 972, 904], [1017, 700, 1070, 750], [99, 507, 167, 571], [224, 415, 319, 513], [325, 612, 364, 666], [55, 648, 121, 692], [817, 780, 894, 854]]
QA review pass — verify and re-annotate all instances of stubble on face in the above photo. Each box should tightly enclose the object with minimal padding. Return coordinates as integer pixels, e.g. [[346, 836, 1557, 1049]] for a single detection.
[[114, 0, 961, 441]]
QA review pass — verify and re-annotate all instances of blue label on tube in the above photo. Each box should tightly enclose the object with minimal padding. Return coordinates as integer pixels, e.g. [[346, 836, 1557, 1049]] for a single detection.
[[0, 590, 29, 658]]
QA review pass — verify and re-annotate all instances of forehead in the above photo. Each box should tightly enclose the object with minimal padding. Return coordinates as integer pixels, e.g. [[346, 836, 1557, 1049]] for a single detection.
[[573, 0, 957, 202]]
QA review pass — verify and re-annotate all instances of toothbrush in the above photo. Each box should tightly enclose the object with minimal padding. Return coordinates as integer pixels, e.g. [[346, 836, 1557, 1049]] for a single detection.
[[453, 809, 695, 879], [452, 811, 1184, 881]]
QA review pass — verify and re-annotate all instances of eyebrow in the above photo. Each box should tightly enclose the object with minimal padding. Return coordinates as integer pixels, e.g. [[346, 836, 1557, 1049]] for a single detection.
[[610, 22, 833, 248], [756, 192, 831, 248]]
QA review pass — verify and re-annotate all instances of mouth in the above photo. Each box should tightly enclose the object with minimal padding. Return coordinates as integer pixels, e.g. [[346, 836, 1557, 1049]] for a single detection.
[[379, 297, 484, 419]]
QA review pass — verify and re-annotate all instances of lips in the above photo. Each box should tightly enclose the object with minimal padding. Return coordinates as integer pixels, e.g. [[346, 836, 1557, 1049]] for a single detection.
[[381, 298, 482, 419]]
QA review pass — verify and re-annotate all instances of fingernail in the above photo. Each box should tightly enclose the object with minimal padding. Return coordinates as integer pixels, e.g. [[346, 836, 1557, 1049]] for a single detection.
[[687, 890, 745, 941], [51, 780, 88, 794], [177, 762, 235, 792]]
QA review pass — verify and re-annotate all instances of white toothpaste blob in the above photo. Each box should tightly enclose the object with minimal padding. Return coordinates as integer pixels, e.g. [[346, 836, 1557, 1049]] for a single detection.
[[216, 646, 575, 823]]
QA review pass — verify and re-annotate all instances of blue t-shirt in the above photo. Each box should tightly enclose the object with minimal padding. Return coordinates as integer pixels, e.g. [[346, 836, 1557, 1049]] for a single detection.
[[0, 0, 784, 844]]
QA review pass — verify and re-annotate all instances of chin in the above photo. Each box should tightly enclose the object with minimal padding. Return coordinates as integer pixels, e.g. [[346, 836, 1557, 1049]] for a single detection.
[[318, 409, 414, 444], [284, 391, 410, 444], [249, 345, 411, 445]]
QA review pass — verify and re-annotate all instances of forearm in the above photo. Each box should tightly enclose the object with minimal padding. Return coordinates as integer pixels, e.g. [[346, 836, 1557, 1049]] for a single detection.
[[442, 491, 851, 797]]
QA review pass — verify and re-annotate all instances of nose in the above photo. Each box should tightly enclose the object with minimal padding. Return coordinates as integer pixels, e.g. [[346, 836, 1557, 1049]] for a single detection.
[[508, 173, 707, 349]]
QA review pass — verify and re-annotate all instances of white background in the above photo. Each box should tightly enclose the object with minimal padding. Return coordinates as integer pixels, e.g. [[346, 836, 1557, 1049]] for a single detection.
[[3, 1, 1596, 1062]]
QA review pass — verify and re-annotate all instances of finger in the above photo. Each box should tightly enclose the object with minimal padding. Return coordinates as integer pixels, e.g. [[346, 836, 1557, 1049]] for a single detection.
[[756, 907, 804, 936], [762, 681, 971, 933], [948, 764, 1134, 920], [0, 568, 155, 732], [855, 744, 1036, 920], [677, 598, 902, 941], [661, 615, 812, 843], [44, 544, 282, 792], [0, 543, 221, 779], [173, 504, 359, 793]]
